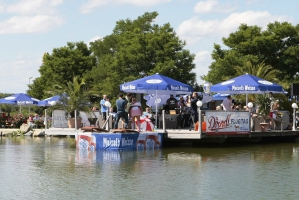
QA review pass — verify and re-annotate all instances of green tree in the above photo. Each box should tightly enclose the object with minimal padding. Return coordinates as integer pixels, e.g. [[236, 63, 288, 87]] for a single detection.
[[230, 61, 285, 103], [233, 61, 284, 85], [204, 22, 299, 88], [29, 42, 96, 100], [86, 11, 197, 101]]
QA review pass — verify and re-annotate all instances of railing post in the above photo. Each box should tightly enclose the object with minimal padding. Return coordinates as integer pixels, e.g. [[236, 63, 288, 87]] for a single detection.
[[162, 110, 166, 132], [44, 109, 48, 129], [75, 110, 77, 130], [198, 108, 202, 139], [196, 101, 202, 138], [106, 112, 110, 131]]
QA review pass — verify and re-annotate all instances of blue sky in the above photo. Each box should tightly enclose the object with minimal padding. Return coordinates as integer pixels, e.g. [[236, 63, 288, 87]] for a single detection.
[[0, 0, 298, 94]]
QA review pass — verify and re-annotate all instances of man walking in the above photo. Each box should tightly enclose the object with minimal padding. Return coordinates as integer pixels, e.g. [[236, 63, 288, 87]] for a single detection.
[[114, 93, 128, 129]]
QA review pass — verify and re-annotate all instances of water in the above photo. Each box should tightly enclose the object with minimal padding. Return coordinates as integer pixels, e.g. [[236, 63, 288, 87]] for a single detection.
[[1, 137, 299, 200]]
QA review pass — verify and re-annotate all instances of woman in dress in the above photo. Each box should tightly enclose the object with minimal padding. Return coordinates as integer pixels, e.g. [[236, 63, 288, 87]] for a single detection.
[[129, 96, 143, 131]]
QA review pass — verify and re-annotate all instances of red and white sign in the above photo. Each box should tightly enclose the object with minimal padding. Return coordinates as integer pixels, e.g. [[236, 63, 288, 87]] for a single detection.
[[205, 111, 250, 135]]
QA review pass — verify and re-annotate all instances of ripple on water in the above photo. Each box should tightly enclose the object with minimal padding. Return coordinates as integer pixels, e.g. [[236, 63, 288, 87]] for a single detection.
[[1, 138, 299, 199]]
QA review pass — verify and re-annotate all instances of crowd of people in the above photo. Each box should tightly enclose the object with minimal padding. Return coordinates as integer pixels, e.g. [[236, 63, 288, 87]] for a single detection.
[[0, 112, 49, 128], [95, 91, 286, 131], [0, 91, 285, 131], [95, 92, 204, 130]]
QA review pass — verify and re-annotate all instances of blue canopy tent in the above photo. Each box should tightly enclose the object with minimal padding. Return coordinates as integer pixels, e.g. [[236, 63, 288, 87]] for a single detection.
[[38, 95, 61, 107], [143, 94, 170, 109], [0, 99, 15, 104], [210, 73, 285, 104], [212, 93, 229, 101], [0, 93, 39, 114], [38, 93, 68, 107], [120, 73, 194, 125]]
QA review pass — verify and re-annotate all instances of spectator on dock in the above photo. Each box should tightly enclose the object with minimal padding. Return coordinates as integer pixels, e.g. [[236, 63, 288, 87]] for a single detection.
[[129, 96, 142, 131], [114, 93, 128, 129], [33, 113, 40, 121], [100, 94, 108, 122], [190, 92, 199, 122], [143, 107, 154, 121], [216, 106, 222, 110], [222, 95, 233, 111], [124, 93, 132, 114], [166, 94, 178, 111]]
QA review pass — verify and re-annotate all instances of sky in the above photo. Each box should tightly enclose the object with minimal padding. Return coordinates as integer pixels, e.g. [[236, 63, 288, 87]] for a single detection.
[[0, 0, 298, 94]]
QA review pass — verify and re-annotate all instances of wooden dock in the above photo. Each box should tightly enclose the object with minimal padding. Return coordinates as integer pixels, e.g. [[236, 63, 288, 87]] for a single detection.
[[164, 129, 299, 146], [1, 127, 299, 146]]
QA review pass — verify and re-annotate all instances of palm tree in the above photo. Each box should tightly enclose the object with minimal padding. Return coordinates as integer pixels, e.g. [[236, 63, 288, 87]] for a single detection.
[[226, 61, 286, 103], [50, 76, 98, 118], [233, 61, 282, 84]]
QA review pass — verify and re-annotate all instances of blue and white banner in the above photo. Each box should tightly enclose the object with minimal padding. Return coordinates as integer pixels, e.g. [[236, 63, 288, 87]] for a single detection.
[[76, 132, 163, 151]]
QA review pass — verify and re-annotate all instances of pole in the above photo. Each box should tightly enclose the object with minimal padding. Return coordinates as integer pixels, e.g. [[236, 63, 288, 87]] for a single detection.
[[198, 107, 202, 139], [44, 109, 48, 129], [28, 77, 33, 117], [293, 108, 296, 131], [246, 93, 248, 106], [162, 110, 166, 132], [75, 109, 77, 130], [155, 90, 158, 127]]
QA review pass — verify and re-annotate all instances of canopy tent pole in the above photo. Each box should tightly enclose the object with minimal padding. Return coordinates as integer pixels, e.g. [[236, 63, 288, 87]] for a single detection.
[[155, 90, 158, 128], [45, 109, 48, 129], [246, 93, 248, 106]]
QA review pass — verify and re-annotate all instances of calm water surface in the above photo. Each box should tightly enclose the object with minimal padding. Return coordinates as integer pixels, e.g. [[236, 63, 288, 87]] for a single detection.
[[1, 137, 299, 200]]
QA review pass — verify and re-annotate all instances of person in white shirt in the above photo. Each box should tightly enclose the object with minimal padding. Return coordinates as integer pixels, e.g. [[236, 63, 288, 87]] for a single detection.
[[222, 95, 233, 111]]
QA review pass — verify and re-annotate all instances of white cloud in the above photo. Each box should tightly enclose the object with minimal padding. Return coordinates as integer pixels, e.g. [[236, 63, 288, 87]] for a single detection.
[[193, 51, 211, 84], [177, 11, 293, 45], [89, 35, 102, 43], [80, 0, 172, 14], [195, 51, 210, 63], [80, 0, 109, 14], [0, 15, 65, 34], [194, 0, 236, 14], [1, 0, 63, 15], [87, 35, 102, 47], [0, 55, 41, 93], [118, 0, 171, 6], [246, 0, 260, 5]]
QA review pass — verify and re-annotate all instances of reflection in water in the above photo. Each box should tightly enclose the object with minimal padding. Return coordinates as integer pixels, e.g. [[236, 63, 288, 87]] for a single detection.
[[1, 137, 299, 199]]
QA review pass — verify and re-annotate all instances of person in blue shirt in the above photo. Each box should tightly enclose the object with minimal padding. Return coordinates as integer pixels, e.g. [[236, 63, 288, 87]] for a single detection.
[[114, 93, 128, 129], [100, 94, 108, 122]]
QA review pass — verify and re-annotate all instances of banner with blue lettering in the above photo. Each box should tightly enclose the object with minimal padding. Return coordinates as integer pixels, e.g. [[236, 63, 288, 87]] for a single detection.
[[76, 132, 163, 151]]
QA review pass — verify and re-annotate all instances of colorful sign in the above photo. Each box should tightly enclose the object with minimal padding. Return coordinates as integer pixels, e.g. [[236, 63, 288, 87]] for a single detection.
[[205, 111, 250, 135], [76, 132, 163, 151]]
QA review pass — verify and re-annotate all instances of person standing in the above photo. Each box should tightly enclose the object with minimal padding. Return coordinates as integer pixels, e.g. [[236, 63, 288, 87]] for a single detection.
[[100, 94, 108, 122], [222, 95, 233, 111], [166, 94, 178, 111], [114, 93, 128, 129], [190, 92, 199, 123], [129, 96, 143, 131], [124, 93, 132, 113]]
